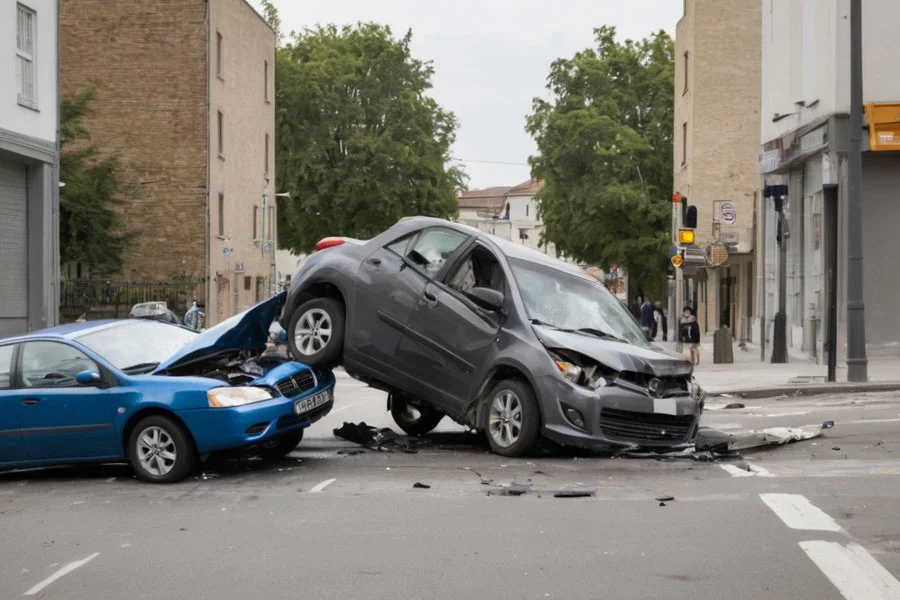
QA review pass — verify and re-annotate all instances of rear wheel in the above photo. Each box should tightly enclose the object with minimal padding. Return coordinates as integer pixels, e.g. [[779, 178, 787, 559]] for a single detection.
[[258, 430, 305, 460], [287, 297, 345, 368], [390, 394, 444, 436], [128, 415, 198, 483], [481, 379, 541, 457]]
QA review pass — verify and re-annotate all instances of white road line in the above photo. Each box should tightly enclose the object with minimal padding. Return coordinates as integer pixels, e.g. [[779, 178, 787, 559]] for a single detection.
[[309, 478, 336, 493], [845, 418, 900, 425], [759, 493, 843, 532], [719, 463, 774, 478], [800, 541, 900, 600], [24, 552, 100, 596]]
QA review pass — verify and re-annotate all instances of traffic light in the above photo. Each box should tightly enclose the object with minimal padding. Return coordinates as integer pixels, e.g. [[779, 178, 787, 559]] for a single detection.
[[678, 229, 695, 244], [683, 205, 697, 229]]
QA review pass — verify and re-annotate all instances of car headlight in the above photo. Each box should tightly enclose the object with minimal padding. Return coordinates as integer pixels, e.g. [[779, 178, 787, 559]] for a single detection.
[[207, 386, 274, 408], [555, 360, 583, 384]]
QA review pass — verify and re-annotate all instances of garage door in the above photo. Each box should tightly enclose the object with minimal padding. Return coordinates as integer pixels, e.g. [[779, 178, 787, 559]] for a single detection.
[[0, 159, 28, 336]]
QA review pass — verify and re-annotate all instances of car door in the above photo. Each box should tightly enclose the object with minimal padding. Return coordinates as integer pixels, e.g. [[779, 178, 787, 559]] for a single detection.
[[395, 243, 507, 409], [0, 343, 27, 464], [351, 227, 470, 374], [12, 341, 120, 461]]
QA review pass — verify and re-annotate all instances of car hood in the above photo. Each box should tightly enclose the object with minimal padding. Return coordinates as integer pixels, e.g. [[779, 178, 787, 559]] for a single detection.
[[152, 293, 285, 375], [534, 326, 693, 377]]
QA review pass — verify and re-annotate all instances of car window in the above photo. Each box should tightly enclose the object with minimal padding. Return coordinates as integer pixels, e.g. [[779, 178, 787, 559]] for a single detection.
[[76, 320, 197, 372], [447, 245, 505, 299], [20, 342, 100, 389], [386, 234, 415, 257], [0, 344, 14, 389], [404, 228, 468, 277]]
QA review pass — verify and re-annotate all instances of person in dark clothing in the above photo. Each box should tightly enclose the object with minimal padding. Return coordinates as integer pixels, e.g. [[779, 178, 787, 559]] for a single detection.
[[680, 306, 701, 365], [640, 296, 654, 340]]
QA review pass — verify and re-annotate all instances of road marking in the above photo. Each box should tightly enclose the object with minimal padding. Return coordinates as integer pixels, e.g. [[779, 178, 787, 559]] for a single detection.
[[309, 478, 336, 493], [800, 541, 900, 600], [719, 463, 773, 478], [845, 418, 900, 425], [24, 552, 99, 596], [759, 493, 843, 532]]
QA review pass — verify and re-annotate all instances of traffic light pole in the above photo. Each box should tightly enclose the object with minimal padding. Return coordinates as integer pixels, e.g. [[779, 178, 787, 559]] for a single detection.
[[672, 197, 685, 330]]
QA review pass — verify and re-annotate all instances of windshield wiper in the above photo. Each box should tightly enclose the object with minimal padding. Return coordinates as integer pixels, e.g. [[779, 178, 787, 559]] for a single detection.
[[564, 327, 628, 343], [529, 318, 560, 329], [122, 362, 160, 374]]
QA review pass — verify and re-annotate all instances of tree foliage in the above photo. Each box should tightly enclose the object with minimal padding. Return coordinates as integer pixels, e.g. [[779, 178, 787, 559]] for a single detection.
[[59, 89, 136, 275], [527, 26, 674, 295], [272, 22, 465, 253]]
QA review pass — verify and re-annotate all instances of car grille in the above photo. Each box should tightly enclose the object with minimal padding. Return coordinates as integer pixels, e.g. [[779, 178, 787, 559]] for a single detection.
[[616, 372, 690, 397], [599, 408, 695, 443], [276, 371, 316, 398]]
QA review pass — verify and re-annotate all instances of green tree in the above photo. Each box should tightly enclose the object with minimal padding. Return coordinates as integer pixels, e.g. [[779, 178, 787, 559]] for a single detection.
[[59, 89, 136, 275], [527, 26, 674, 295], [272, 22, 465, 253]]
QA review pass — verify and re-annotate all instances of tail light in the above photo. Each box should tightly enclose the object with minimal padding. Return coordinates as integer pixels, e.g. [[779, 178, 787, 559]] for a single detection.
[[315, 237, 345, 251]]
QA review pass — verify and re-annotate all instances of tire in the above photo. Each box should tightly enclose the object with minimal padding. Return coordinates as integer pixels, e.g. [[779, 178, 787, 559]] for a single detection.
[[480, 379, 541, 457], [287, 297, 345, 368], [128, 415, 198, 483], [258, 430, 305, 460], [390, 394, 444, 436]]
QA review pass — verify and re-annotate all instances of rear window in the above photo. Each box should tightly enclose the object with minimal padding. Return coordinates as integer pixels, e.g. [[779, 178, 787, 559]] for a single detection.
[[0, 344, 13, 389]]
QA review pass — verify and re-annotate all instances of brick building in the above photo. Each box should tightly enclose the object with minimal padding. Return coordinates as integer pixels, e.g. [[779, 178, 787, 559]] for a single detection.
[[59, 0, 276, 325], [672, 0, 762, 341]]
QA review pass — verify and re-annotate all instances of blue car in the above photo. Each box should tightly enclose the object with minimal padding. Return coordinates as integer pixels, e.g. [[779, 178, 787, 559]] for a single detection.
[[0, 293, 334, 483]]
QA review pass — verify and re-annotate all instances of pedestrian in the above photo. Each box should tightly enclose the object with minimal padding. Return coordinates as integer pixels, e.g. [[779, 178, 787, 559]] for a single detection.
[[680, 306, 701, 366], [184, 301, 201, 331], [640, 296, 654, 341], [653, 301, 667, 342], [661, 307, 669, 342]]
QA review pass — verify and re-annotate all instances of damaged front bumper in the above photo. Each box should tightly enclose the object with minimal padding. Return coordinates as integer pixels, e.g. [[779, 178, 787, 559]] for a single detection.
[[536, 375, 704, 451]]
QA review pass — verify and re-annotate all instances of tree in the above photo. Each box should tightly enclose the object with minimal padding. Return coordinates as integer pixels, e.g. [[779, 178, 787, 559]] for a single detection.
[[59, 89, 136, 276], [527, 26, 674, 295], [272, 22, 465, 253]]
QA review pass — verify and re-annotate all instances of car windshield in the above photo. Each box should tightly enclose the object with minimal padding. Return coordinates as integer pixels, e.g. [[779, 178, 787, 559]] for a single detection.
[[75, 321, 199, 373], [509, 258, 648, 346]]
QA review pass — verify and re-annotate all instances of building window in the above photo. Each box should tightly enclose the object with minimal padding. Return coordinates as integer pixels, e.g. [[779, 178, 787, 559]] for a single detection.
[[16, 3, 37, 108], [216, 31, 224, 79], [265, 133, 270, 175], [682, 122, 688, 166], [683, 51, 689, 94], [244, 276, 252, 291], [217, 193, 225, 236], [264, 59, 269, 102], [253, 205, 259, 239], [217, 111, 224, 158]]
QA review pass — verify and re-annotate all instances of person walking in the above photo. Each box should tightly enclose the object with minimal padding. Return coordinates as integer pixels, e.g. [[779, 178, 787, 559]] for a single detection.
[[653, 301, 666, 342], [184, 301, 201, 331], [680, 306, 701, 365], [640, 296, 654, 341]]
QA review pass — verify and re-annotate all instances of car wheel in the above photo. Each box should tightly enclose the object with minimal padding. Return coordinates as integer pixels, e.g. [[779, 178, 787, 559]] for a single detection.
[[128, 415, 198, 483], [287, 298, 345, 368], [390, 394, 444, 436], [258, 430, 305, 460], [481, 379, 541, 457]]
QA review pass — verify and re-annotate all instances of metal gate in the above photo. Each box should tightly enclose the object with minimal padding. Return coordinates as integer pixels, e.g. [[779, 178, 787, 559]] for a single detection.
[[0, 159, 28, 336]]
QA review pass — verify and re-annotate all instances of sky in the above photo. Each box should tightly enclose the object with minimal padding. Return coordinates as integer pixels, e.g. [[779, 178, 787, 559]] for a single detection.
[[257, 0, 682, 190]]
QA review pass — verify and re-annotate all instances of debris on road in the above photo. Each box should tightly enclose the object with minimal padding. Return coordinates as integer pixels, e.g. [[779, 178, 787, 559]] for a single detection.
[[412, 482, 431, 489], [832, 447, 841, 451], [724, 403, 746, 409], [337, 449, 366, 456], [489, 483, 532, 497], [551, 489, 595, 498], [655, 496, 675, 502], [333, 421, 422, 453]]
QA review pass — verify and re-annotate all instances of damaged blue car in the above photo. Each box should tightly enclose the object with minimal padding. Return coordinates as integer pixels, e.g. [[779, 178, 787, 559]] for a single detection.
[[0, 293, 334, 483]]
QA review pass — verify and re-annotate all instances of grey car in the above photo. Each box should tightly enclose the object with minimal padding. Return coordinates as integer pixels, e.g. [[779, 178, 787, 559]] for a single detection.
[[281, 217, 703, 457]]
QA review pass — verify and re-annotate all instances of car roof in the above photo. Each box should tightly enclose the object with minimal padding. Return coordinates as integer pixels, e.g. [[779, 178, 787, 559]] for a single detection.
[[0, 320, 133, 345]]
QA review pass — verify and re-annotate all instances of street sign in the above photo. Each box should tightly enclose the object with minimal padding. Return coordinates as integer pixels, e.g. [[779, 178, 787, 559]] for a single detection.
[[223, 248, 231, 255], [720, 202, 737, 225], [671, 254, 684, 268]]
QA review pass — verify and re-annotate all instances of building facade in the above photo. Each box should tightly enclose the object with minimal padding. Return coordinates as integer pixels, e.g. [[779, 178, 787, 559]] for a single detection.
[[0, 0, 60, 337], [672, 0, 762, 341], [59, 0, 275, 326], [758, 0, 900, 362]]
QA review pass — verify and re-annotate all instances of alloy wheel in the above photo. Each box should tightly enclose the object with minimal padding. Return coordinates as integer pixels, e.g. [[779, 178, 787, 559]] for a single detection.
[[294, 308, 332, 356], [488, 390, 523, 448], [137, 426, 177, 476]]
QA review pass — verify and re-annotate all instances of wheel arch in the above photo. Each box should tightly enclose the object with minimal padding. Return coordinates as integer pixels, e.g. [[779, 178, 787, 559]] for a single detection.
[[469, 363, 544, 430], [122, 408, 199, 458], [288, 280, 348, 318]]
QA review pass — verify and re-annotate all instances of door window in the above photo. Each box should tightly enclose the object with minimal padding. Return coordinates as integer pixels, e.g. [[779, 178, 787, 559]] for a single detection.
[[389, 228, 468, 277], [20, 342, 99, 389], [0, 344, 13, 389], [447, 245, 505, 300]]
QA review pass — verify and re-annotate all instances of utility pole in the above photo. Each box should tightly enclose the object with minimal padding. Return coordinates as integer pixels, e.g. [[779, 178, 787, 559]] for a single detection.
[[846, 0, 868, 382], [769, 185, 788, 364]]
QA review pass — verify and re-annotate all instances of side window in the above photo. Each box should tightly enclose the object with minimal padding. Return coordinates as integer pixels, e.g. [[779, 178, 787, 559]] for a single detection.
[[20, 342, 99, 389], [386, 234, 415, 257], [406, 228, 468, 277], [447, 246, 505, 299], [0, 344, 14, 389]]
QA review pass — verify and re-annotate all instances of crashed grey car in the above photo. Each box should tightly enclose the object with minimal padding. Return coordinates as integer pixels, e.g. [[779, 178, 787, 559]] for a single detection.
[[282, 216, 703, 456]]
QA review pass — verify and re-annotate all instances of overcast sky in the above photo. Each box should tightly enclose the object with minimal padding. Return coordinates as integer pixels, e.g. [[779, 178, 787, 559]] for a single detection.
[[258, 0, 682, 190]]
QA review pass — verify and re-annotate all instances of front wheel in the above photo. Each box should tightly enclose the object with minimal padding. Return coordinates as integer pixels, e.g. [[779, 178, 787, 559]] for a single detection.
[[287, 297, 346, 368], [258, 430, 305, 460], [481, 379, 541, 457], [128, 415, 198, 483], [390, 394, 444, 436]]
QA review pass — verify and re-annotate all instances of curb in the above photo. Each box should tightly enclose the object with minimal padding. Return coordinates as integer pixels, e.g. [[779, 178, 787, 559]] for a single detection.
[[707, 381, 900, 400]]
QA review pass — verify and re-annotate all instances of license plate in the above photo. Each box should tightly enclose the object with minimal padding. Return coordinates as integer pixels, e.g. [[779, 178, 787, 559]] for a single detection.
[[294, 390, 331, 415]]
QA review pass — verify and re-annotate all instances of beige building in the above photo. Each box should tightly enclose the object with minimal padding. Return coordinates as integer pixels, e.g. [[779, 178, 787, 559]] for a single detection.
[[673, 0, 762, 340], [60, 0, 275, 325]]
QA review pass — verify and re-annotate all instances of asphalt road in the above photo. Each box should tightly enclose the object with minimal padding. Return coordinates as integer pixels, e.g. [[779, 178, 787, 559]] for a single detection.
[[2, 372, 900, 599]]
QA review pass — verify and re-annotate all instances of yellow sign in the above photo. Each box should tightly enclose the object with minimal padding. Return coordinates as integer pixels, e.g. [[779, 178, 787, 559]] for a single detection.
[[865, 103, 900, 151], [678, 229, 695, 244], [671, 254, 684, 268]]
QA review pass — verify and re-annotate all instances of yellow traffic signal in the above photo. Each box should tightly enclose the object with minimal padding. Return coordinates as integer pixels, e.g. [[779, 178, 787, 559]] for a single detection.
[[678, 229, 695, 245]]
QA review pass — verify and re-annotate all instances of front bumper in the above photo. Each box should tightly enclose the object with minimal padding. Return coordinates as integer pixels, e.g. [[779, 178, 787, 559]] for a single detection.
[[178, 377, 335, 454], [534, 375, 703, 450]]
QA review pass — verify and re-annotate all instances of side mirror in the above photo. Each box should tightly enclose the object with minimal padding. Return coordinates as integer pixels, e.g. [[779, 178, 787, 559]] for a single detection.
[[75, 370, 102, 386], [470, 287, 504, 311]]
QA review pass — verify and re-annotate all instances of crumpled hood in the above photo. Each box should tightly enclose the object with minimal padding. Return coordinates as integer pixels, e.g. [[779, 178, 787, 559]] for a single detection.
[[153, 293, 286, 374], [534, 326, 693, 377]]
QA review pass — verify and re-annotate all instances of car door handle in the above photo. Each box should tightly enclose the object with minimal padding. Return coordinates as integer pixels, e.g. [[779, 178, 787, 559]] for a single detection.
[[367, 258, 382, 266], [424, 290, 437, 302], [22, 398, 39, 406]]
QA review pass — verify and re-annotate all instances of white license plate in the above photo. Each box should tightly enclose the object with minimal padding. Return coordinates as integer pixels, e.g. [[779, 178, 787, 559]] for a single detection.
[[294, 390, 331, 415]]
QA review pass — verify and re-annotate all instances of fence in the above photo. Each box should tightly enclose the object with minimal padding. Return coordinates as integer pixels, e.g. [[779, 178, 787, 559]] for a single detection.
[[60, 280, 204, 323]]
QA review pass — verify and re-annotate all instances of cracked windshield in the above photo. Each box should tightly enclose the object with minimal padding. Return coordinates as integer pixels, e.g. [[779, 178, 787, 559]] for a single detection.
[[2, 0, 899, 598]]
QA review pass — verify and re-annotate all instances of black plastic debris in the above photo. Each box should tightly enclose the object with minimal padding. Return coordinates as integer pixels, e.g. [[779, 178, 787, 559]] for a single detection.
[[412, 482, 431, 489], [724, 402, 746, 409], [552, 489, 595, 498], [337, 449, 365, 456], [655, 495, 675, 502], [334, 421, 377, 445], [490, 484, 531, 497], [832, 447, 841, 451], [823, 420, 835, 429], [659, 502, 666, 507], [333, 421, 422, 453]]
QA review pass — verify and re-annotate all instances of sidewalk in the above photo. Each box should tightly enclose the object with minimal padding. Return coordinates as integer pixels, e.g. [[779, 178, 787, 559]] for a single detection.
[[655, 340, 900, 398]]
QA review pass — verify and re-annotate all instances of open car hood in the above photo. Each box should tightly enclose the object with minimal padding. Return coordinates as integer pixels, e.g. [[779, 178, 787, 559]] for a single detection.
[[152, 293, 285, 375]]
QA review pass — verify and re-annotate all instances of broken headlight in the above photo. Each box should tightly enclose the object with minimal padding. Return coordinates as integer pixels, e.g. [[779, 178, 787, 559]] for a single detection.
[[207, 386, 274, 408], [550, 350, 615, 390]]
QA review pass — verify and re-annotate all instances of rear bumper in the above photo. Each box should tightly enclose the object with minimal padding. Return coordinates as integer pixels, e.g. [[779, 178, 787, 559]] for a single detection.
[[534, 375, 703, 450]]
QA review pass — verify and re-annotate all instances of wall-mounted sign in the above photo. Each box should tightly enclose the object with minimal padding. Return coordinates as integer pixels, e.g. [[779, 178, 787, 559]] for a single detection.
[[720, 202, 737, 225], [234, 262, 244, 272]]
